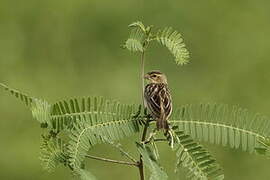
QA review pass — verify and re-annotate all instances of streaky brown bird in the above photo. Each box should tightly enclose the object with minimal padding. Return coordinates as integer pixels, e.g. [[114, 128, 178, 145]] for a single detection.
[[144, 71, 172, 130]]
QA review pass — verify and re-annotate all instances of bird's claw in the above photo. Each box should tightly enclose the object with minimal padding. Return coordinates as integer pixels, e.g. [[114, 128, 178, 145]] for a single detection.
[[164, 127, 180, 149]]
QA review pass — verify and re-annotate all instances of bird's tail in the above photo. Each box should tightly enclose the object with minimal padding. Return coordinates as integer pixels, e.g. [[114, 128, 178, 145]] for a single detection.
[[156, 118, 169, 130]]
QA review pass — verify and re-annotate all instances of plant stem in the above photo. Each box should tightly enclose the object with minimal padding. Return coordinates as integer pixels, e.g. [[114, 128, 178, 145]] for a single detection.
[[108, 141, 138, 163], [138, 50, 148, 180], [138, 159, 145, 180], [85, 154, 138, 167], [99, 135, 138, 163], [144, 138, 168, 144], [141, 50, 145, 107], [138, 118, 150, 180]]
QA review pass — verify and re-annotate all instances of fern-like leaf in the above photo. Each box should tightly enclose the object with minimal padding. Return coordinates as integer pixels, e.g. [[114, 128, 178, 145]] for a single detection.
[[0, 83, 52, 126], [170, 104, 270, 153], [67, 99, 140, 168], [174, 131, 224, 180], [40, 135, 68, 172], [0, 83, 34, 107], [136, 143, 168, 180], [155, 27, 190, 65], [123, 26, 145, 52], [128, 21, 146, 32], [50, 97, 139, 132], [31, 99, 52, 125], [255, 137, 270, 157]]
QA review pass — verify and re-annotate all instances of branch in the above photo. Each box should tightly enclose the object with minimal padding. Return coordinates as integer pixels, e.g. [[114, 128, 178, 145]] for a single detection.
[[98, 135, 138, 163], [138, 49, 148, 180], [85, 154, 138, 167], [141, 51, 145, 107], [138, 117, 150, 180], [107, 141, 138, 163], [144, 138, 168, 144]]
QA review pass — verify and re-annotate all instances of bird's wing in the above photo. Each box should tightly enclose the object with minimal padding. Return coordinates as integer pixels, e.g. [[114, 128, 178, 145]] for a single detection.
[[144, 84, 162, 118], [163, 88, 172, 117], [158, 85, 172, 118]]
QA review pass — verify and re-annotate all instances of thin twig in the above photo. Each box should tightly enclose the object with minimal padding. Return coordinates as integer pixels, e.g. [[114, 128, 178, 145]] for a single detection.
[[154, 138, 168, 142], [108, 141, 138, 163], [98, 136, 138, 163], [85, 154, 138, 167], [144, 138, 168, 144]]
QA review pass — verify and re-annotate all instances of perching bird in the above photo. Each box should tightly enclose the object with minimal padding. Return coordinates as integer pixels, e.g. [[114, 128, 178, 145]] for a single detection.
[[144, 71, 172, 130]]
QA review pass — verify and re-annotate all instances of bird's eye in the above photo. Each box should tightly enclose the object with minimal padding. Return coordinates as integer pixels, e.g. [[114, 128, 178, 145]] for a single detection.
[[152, 74, 157, 78]]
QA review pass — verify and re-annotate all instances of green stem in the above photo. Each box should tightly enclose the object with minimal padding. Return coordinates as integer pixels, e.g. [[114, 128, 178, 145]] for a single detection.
[[108, 141, 138, 163], [85, 154, 138, 167], [141, 50, 145, 107], [138, 118, 151, 180], [138, 125, 147, 180], [138, 50, 148, 180], [144, 138, 167, 144]]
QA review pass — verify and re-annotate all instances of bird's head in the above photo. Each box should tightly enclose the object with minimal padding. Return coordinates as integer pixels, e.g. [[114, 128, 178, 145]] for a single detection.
[[144, 71, 168, 84]]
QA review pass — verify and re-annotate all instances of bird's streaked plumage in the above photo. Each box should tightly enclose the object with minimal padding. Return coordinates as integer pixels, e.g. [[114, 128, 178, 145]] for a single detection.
[[144, 71, 172, 130]]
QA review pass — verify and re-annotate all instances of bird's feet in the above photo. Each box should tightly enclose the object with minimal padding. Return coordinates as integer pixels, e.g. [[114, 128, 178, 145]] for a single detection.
[[164, 126, 180, 149]]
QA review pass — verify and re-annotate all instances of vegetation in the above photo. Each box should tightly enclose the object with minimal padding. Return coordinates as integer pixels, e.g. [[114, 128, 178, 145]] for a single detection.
[[1, 21, 270, 180]]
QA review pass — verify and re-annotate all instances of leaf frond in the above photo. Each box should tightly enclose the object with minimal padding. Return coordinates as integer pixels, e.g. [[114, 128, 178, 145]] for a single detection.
[[31, 99, 52, 125], [136, 143, 168, 180], [123, 25, 146, 52], [65, 98, 140, 168], [40, 135, 68, 172], [255, 137, 270, 157], [174, 131, 224, 180], [0, 83, 52, 126], [170, 103, 270, 153], [128, 21, 146, 32], [50, 96, 139, 132], [155, 27, 190, 65], [0, 83, 34, 107]]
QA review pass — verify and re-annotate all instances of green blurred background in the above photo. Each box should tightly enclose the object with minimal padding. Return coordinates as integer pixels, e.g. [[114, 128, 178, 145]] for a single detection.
[[0, 0, 270, 179]]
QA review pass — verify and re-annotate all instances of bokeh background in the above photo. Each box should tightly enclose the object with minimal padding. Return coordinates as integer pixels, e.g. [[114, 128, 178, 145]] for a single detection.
[[1, 0, 270, 179]]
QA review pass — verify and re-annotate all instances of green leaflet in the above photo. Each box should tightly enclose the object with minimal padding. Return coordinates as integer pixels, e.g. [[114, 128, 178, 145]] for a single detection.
[[122, 21, 149, 53], [122, 21, 190, 67], [50, 96, 139, 132], [174, 131, 224, 180], [0, 83, 34, 107], [129, 21, 147, 32], [48, 96, 141, 169], [31, 99, 52, 125], [123, 27, 145, 52], [67, 102, 140, 169], [255, 137, 270, 157], [136, 143, 168, 180], [155, 27, 190, 65], [0, 83, 52, 126], [40, 135, 68, 172], [170, 104, 270, 153], [1, 83, 141, 172]]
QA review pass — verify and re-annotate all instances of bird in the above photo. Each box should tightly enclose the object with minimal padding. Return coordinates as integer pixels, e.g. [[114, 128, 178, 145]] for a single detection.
[[144, 70, 172, 130]]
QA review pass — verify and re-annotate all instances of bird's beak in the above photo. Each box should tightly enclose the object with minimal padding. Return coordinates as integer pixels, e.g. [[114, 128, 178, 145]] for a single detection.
[[144, 74, 150, 80]]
